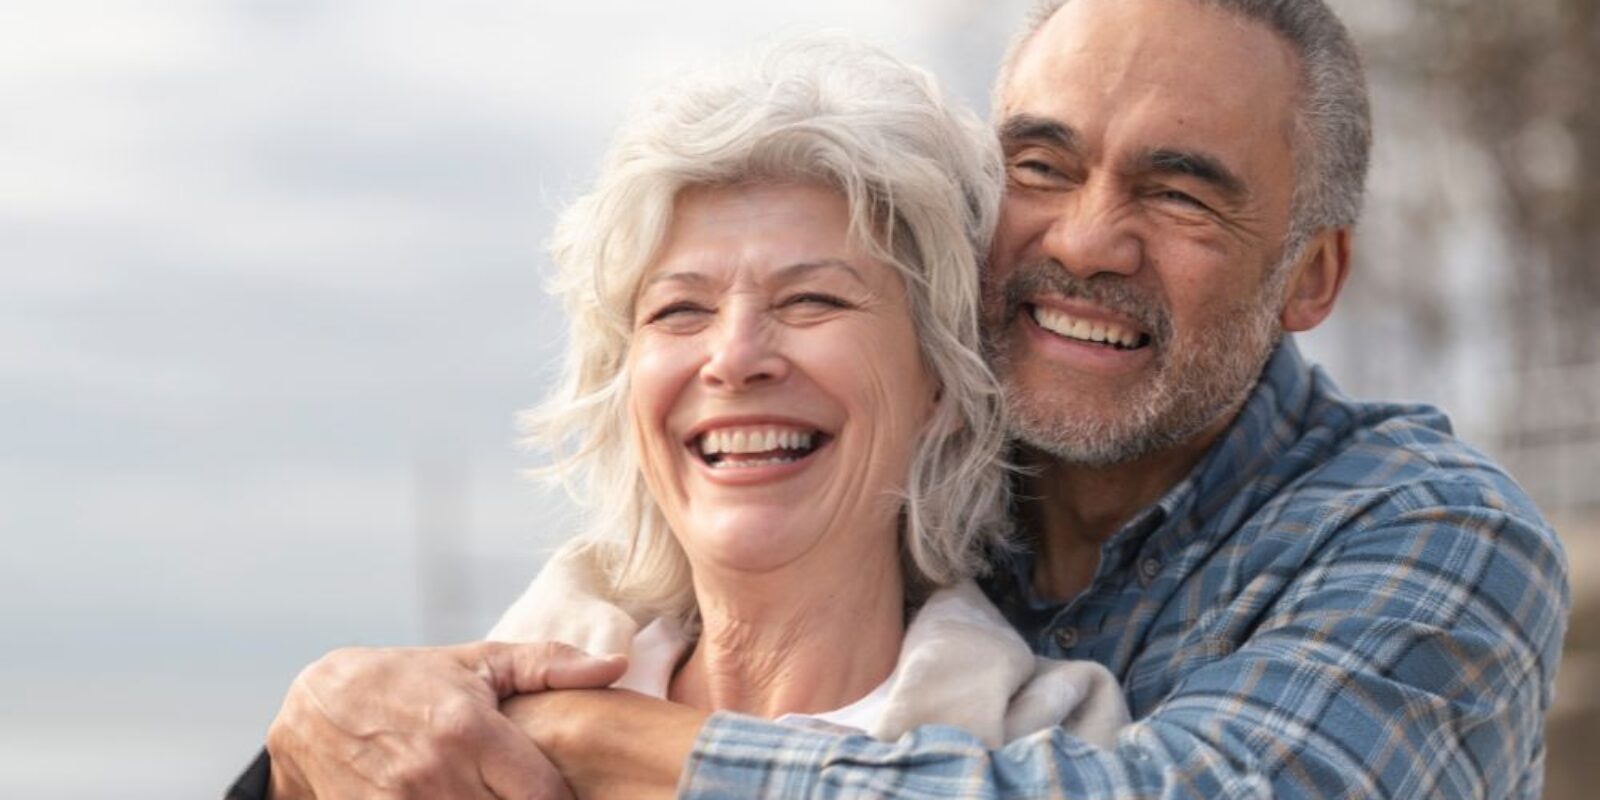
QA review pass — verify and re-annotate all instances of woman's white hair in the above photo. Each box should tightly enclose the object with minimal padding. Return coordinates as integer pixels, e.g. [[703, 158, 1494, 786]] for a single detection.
[[525, 36, 1010, 621]]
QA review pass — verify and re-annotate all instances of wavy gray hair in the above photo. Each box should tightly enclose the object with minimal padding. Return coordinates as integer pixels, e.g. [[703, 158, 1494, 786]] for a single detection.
[[997, 0, 1372, 262], [525, 37, 1010, 621]]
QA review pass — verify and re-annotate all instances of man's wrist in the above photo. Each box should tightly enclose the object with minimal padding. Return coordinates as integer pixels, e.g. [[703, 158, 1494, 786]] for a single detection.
[[504, 688, 706, 800]]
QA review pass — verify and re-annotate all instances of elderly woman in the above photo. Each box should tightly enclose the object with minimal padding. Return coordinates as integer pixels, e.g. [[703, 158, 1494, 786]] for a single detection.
[[491, 37, 1129, 752]]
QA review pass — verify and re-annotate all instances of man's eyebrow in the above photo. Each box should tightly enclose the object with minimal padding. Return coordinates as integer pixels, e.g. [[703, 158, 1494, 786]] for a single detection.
[[998, 113, 1080, 151], [1139, 147, 1249, 201]]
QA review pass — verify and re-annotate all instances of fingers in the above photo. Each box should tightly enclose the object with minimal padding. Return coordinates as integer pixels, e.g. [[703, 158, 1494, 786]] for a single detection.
[[266, 642, 610, 799], [468, 641, 628, 697], [477, 713, 575, 800], [269, 645, 518, 799]]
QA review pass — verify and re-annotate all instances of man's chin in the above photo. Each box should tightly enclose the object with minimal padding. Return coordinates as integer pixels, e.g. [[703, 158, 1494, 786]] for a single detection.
[[1006, 402, 1164, 469], [1004, 382, 1241, 470], [1014, 427, 1154, 470]]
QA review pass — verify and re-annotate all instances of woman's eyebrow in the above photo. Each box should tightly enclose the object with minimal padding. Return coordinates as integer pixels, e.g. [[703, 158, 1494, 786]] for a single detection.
[[641, 270, 714, 291], [774, 259, 869, 287], [641, 259, 867, 294]]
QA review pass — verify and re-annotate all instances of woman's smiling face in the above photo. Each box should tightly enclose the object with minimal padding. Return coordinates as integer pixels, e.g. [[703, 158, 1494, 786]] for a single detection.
[[627, 182, 936, 578]]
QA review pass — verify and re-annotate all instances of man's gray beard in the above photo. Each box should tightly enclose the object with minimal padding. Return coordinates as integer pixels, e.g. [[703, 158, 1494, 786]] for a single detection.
[[984, 262, 1285, 469]]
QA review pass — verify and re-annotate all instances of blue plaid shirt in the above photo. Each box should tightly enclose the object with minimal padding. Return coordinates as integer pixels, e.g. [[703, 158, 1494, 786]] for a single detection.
[[679, 338, 1570, 799]]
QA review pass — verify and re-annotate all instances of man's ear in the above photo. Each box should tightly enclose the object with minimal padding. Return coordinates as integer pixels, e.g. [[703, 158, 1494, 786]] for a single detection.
[[1279, 227, 1352, 333]]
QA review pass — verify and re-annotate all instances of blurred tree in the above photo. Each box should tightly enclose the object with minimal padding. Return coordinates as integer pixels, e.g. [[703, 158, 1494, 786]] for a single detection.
[[1399, 0, 1599, 464], [1316, 0, 1599, 511], [1332, 5, 1600, 797]]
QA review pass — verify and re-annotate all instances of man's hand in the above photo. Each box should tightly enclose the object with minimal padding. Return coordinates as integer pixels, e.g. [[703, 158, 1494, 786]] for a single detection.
[[265, 641, 627, 800]]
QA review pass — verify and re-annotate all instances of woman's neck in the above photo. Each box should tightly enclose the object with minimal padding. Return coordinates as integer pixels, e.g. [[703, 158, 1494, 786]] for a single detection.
[[668, 553, 905, 719]]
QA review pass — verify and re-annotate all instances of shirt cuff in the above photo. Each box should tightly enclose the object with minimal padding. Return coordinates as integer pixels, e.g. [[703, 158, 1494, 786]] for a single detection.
[[679, 711, 839, 800], [225, 748, 273, 800]]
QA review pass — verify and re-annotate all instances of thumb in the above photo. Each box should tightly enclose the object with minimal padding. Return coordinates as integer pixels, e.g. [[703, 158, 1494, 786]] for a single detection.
[[467, 641, 628, 697]]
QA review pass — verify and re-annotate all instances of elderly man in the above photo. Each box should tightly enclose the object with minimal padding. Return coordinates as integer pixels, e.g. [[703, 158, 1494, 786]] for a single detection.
[[238, 0, 1569, 797]]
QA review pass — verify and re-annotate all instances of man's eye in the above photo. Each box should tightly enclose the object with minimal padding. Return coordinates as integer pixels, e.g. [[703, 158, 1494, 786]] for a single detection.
[[1156, 189, 1206, 209], [1010, 159, 1059, 179], [1007, 158, 1070, 189]]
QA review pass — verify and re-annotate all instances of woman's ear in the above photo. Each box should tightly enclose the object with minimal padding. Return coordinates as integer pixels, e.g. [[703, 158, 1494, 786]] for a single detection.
[[1279, 227, 1353, 333]]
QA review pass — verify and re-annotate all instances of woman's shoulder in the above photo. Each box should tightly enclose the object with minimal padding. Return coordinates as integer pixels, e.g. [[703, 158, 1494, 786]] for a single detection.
[[874, 580, 1130, 748]]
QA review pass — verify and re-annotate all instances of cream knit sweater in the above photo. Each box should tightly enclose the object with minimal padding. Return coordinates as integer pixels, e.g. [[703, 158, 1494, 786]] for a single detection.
[[488, 543, 1130, 749]]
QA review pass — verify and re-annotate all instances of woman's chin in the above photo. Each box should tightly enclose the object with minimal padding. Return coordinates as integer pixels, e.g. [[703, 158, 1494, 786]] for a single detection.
[[682, 521, 819, 577]]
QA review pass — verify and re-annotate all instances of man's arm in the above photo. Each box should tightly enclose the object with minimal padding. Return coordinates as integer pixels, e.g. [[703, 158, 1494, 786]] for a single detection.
[[504, 689, 707, 800], [526, 505, 1567, 799], [230, 542, 639, 800]]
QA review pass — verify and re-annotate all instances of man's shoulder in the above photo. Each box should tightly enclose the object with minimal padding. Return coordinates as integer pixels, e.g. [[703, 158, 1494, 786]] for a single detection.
[[1199, 344, 1550, 553], [1293, 384, 1546, 525], [1255, 383, 1566, 587]]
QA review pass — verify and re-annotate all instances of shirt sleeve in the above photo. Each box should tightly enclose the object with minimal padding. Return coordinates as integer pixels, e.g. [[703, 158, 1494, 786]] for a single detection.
[[224, 748, 272, 800], [679, 503, 1570, 799]]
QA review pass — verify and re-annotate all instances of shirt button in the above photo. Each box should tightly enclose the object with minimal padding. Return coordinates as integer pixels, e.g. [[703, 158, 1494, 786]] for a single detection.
[[1053, 626, 1079, 650], [1138, 557, 1162, 585]]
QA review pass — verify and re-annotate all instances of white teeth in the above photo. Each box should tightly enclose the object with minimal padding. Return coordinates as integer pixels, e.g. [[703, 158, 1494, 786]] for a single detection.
[[1032, 306, 1142, 349], [711, 455, 800, 470], [698, 426, 820, 456]]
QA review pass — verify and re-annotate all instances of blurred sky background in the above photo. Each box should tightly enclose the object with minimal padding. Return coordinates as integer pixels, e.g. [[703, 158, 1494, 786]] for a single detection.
[[2, 1, 1595, 798]]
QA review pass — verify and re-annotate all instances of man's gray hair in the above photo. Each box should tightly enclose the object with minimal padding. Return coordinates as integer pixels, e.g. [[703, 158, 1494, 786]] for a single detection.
[[527, 37, 1011, 621], [998, 0, 1373, 256]]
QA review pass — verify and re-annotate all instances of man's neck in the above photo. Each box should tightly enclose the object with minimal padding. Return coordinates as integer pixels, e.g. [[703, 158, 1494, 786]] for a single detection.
[[1021, 414, 1234, 603]]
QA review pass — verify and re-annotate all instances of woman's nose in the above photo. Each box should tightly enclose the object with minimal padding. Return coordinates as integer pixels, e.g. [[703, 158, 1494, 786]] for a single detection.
[[698, 309, 789, 391]]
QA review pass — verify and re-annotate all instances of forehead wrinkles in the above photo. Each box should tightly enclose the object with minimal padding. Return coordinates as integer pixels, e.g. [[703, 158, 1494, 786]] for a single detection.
[[1002, 0, 1300, 147]]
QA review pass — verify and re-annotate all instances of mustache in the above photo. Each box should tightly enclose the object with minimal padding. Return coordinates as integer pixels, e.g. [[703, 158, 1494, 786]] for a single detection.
[[996, 260, 1173, 346]]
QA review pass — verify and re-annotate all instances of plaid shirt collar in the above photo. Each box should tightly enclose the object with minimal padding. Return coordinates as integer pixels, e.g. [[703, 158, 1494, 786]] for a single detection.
[[996, 335, 1317, 611]]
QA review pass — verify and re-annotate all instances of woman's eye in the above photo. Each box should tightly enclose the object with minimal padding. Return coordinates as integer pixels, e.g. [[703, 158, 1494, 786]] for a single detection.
[[781, 292, 850, 309], [645, 302, 711, 325]]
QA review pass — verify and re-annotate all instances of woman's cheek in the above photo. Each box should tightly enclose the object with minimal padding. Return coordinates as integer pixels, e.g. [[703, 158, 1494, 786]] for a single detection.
[[629, 337, 697, 420], [625, 342, 675, 470]]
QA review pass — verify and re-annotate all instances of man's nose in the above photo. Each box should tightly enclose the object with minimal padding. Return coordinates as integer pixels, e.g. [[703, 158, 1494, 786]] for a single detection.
[[698, 308, 789, 391], [1038, 181, 1141, 280]]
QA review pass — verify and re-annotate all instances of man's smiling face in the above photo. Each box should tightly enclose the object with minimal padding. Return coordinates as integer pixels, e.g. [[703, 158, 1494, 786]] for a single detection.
[[985, 0, 1307, 467]]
